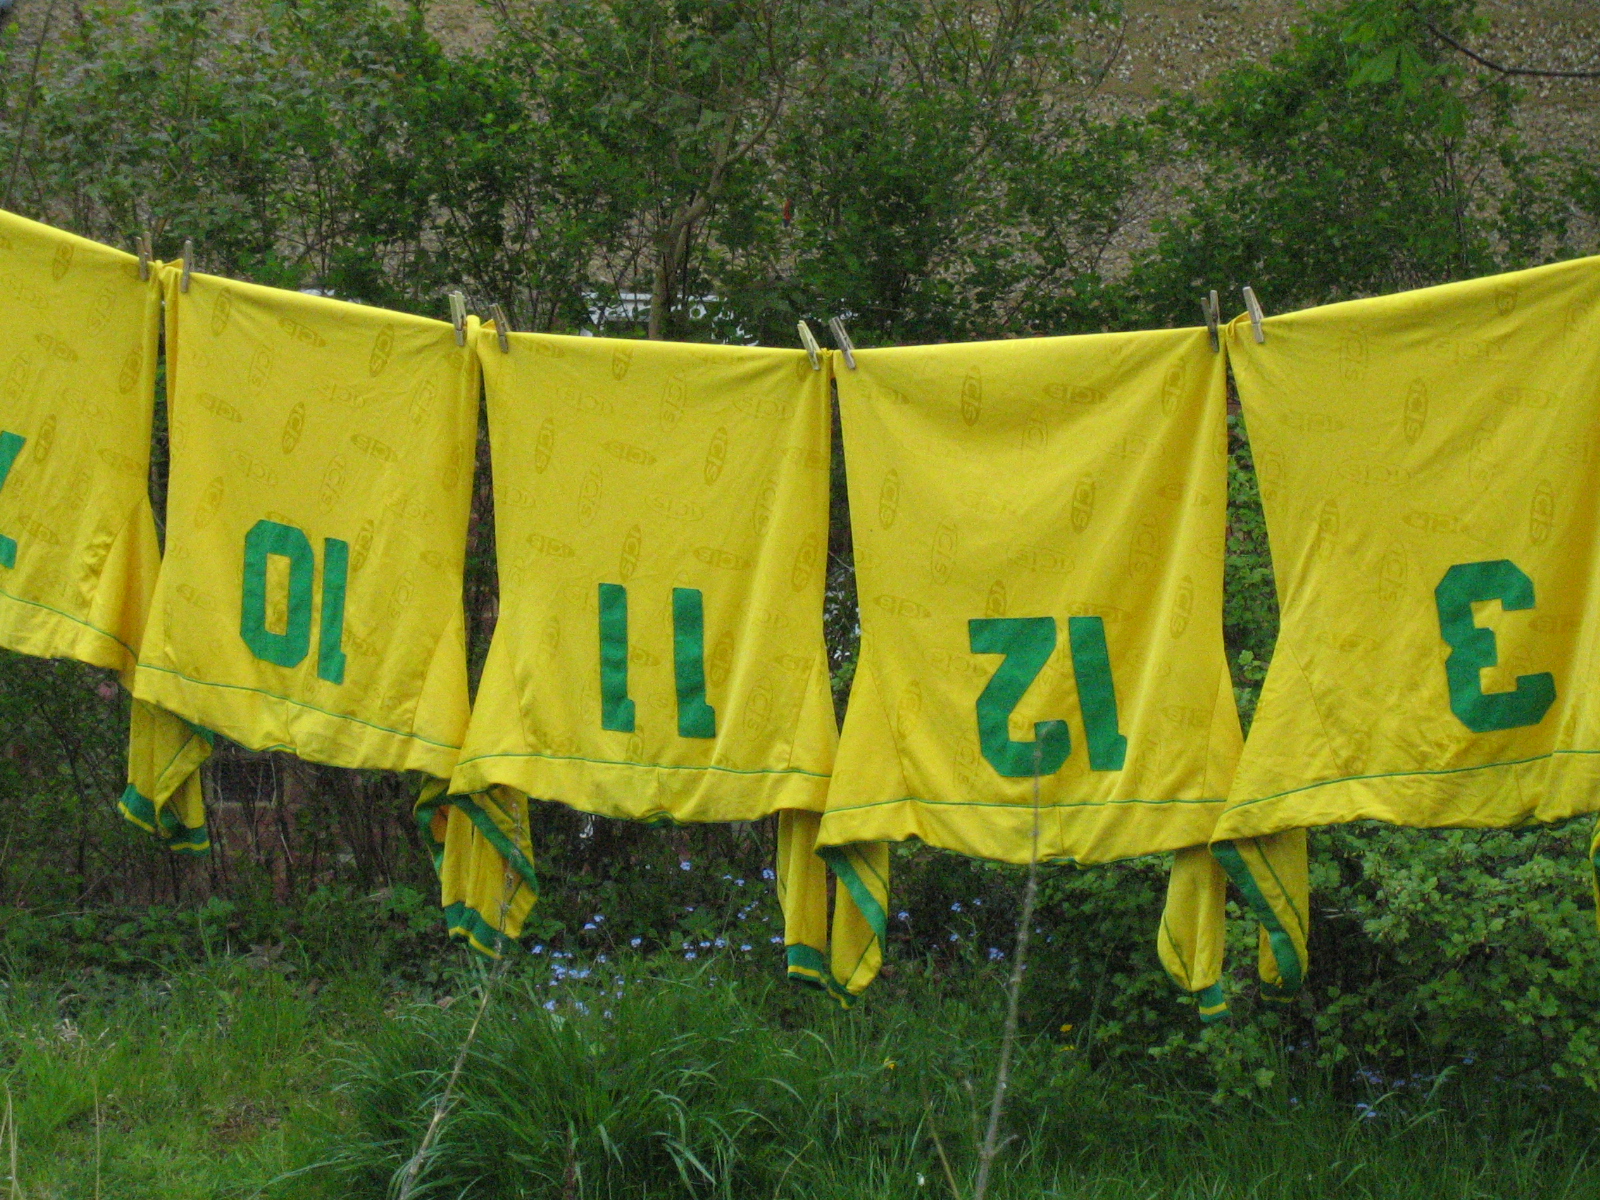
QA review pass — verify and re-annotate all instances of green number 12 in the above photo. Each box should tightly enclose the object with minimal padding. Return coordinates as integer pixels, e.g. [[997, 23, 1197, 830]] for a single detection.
[[599, 583, 716, 739], [968, 615, 1127, 778], [240, 519, 348, 683]]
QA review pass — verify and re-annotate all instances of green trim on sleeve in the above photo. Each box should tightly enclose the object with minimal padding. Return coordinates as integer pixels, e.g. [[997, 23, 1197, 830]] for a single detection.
[[1212, 839, 1304, 996], [118, 783, 211, 854], [1196, 982, 1229, 1023]]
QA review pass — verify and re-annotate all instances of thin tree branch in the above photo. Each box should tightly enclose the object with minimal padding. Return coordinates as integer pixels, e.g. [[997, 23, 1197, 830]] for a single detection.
[[1427, 22, 1600, 80]]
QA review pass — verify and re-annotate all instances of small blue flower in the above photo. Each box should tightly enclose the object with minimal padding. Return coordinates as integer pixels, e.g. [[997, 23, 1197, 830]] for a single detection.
[[897, 911, 909, 922], [988, 947, 1004, 961], [544, 999, 557, 1011], [769, 935, 783, 944], [951, 902, 963, 913], [948, 932, 959, 942], [762, 867, 776, 881], [680, 860, 693, 871], [735, 878, 745, 887], [684, 950, 698, 960], [740, 944, 752, 952], [630, 936, 643, 948], [532, 945, 545, 955], [582, 922, 597, 931]]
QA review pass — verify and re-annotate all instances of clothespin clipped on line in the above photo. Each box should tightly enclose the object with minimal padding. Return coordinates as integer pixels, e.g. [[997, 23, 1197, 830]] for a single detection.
[[490, 303, 512, 353], [137, 232, 152, 283], [1243, 286, 1265, 344], [827, 317, 856, 370], [796, 320, 821, 370], [448, 291, 468, 347], [180, 239, 194, 293], [1200, 289, 1220, 353]]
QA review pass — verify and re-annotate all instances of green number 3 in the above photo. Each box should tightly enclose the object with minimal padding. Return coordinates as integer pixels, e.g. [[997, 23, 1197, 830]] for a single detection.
[[1434, 559, 1555, 733]]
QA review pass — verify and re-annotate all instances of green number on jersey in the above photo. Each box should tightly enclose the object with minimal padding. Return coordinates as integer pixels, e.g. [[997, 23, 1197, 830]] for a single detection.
[[598, 582, 635, 732], [240, 519, 349, 681], [1067, 615, 1128, 771], [672, 587, 716, 739], [1435, 559, 1555, 732], [969, 614, 1127, 779], [969, 617, 1072, 778], [0, 431, 26, 569], [598, 584, 718, 739]]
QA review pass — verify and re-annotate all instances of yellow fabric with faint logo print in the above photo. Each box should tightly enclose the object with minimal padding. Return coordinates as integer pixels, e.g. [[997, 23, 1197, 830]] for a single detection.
[[817, 329, 1244, 1014], [0, 209, 209, 852], [447, 331, 876, 994], [132, 267, 482, 860], [1217, 254, 1600, 981]]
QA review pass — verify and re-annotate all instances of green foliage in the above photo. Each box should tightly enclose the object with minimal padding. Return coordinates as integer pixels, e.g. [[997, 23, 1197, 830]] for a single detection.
[[308, 956, 1600, 1198]]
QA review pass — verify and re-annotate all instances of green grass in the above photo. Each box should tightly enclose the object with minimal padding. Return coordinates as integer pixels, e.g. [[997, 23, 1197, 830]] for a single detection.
[[6, 953, 1599, 1200], [1, 961, 384, 1199]]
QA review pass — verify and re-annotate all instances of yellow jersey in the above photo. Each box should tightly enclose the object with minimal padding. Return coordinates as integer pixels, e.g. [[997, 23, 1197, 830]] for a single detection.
[[1217, 255, 1600, 986], [818, 330, 1243, 1011], [133, 267, 480, 799]]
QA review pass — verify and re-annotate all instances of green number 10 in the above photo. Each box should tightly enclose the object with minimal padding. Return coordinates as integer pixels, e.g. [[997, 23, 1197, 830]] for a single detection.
[[240, 519, 348, 684], [598, 583, 716, 739]]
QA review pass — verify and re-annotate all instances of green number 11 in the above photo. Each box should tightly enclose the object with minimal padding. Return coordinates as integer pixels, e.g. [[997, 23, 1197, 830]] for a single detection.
[[599, 583, 717, 739]]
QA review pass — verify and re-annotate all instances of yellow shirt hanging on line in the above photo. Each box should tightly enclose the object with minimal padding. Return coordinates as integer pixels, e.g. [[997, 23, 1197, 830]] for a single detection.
[[442, 331, 877, 994], [817, 329, 1243, 1011], [1216, 254, 1600, 982], [132, 267, 479, 811], [0, 209, 209, 851], [0, 210, 161, 668]]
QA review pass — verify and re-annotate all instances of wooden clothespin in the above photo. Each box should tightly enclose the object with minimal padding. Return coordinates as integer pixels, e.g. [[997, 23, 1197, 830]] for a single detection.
[[1200, 289, 1220, 353], [1242, 286, 1265, 344], [137, 232, 152, 282], [180, 238, 194, 293], [796, 320, 821, 370], [448, 291, 467, 347], [490, 303, 512, 353], [827, 317, 856, 370]]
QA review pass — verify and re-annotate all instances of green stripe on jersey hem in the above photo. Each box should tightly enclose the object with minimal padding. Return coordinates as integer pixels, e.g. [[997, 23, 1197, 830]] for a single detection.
[[455, 749, 829, 780], [1225, 747, 1600, 814], [135, 662, 460, 750], [824, 793, 1223, 816], [0, 586, 138, 658]]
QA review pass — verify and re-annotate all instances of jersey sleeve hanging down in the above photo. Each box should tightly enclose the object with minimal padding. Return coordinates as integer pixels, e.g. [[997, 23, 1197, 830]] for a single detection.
[[819, 328, 1243, 1012], [443, 330, 874, 993], [1218, 254, 1600, 987], [132, 266, 480, 818], [0, 210, 211, 852]]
